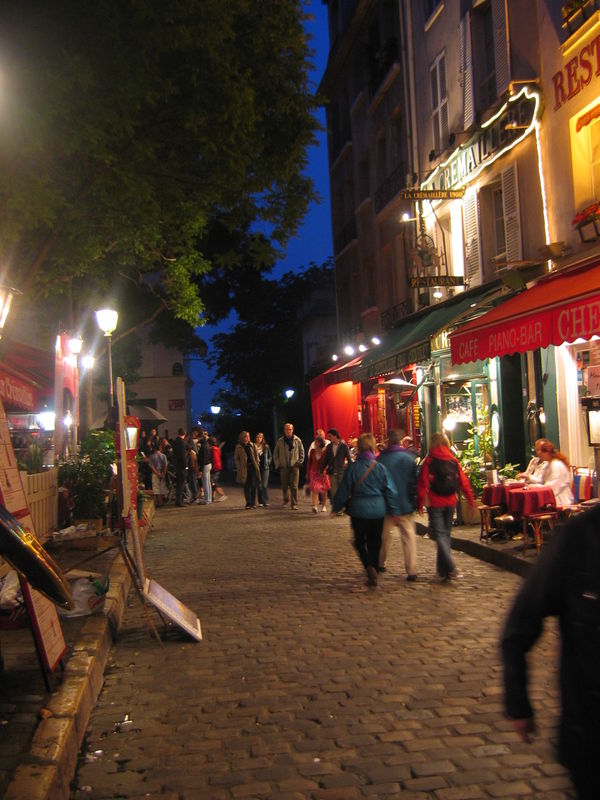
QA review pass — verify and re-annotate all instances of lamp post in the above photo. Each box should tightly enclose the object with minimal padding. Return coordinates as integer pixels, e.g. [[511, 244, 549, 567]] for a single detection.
[[272, 388, 295, 445], [95, 308, 118, 421]]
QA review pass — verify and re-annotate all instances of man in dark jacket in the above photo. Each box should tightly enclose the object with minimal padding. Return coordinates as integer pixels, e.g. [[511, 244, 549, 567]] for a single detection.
[[325, 429, 351, 511], [172, 428, 188, 507], [501, 504, 600, 799]]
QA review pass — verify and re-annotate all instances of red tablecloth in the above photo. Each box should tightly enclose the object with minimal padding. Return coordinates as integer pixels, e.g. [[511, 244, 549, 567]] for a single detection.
[[507, 486, 556, 516], [481, 483, 525, 507]]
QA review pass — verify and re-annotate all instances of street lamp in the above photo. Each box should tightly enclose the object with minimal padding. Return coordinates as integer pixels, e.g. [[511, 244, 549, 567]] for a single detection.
[[210, 405, 221, 415], [95, 307, 118, 419], [0, 285, 18, 338]]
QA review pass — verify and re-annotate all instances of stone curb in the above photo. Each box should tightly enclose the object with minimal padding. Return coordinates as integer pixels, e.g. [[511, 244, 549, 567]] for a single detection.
[[451, 530, 532, 578], [3, 522, 149, 800]]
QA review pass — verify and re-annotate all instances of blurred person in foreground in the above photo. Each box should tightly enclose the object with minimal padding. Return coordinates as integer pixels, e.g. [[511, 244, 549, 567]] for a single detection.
[[501, 504, 600, 799], [378, 429, 418, 581], [417, 431, 475, 582], [331, 432, 400, 587]]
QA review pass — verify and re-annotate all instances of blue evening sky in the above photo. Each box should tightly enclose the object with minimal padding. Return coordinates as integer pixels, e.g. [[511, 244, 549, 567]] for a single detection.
[[189, 1, 332, 420]]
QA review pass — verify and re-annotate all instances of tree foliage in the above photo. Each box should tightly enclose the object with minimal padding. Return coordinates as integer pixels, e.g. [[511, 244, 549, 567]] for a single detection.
[[0, 0, 320, 349], [208, 262, 333, 440]]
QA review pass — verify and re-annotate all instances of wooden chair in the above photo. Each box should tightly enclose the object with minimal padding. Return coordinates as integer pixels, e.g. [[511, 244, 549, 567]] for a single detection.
[[522, 511, 558, 554], [478, 504, 503, 543]]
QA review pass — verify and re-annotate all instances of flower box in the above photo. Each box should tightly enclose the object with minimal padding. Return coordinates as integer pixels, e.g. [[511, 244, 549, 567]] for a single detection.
[[572, 201, 600, 242], [562, 0, 599, 33]]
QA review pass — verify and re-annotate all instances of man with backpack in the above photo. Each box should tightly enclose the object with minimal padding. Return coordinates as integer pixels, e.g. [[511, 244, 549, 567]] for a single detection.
[[417, 432, 476, 582]]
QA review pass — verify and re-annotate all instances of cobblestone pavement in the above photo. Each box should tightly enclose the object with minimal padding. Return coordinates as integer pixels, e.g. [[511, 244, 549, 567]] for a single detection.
[[70, 488, 575, 799]]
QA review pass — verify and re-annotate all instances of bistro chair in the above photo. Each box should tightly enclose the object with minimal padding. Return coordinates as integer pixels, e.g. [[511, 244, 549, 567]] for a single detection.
[[522, 510, 558, 554], [478, 503, 503, 543]]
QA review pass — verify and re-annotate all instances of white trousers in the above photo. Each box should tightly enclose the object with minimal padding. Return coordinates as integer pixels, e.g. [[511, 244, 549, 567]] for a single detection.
[[379, 513, 418, 575]]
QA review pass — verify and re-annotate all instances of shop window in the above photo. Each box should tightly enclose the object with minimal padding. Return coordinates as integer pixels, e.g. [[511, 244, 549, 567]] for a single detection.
[[430, 53, 448, 154]]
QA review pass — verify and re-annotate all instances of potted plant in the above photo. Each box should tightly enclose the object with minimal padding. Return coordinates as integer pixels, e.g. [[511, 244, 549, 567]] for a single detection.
[[58, 430, 116, 528], [456, 412, 519, 522], [572, 201, 600, 243]]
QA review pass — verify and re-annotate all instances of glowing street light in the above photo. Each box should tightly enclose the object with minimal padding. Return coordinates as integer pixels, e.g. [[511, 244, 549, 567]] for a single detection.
[[95, 307, 118, 417]]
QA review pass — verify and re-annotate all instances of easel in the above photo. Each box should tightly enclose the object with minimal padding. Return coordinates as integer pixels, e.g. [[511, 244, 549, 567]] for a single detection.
[[114, 379, 202, 642]]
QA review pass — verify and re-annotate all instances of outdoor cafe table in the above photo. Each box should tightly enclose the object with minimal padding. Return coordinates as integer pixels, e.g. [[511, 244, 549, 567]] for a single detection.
[[506, 485, 556, 517], [481, 482, 526, 508]]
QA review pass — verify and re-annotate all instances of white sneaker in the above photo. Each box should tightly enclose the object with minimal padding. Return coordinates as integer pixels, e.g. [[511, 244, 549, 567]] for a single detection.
[[321, 506, 327, 512], [312, 506, 318, 513]]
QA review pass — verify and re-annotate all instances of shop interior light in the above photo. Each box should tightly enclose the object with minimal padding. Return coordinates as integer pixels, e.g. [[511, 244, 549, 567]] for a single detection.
[[442, 416, 457, 432], [36, 411, 55, 431], [433, 289, 443, 299], [63, 410, 73, 428]]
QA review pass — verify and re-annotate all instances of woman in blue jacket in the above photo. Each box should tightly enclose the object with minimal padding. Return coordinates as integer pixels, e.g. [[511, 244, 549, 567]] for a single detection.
[[332, 432, 399, 587]]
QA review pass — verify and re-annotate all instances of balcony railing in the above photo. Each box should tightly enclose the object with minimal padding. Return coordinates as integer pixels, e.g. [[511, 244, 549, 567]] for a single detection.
[[381, 299, 412, 331], [374, 162, 407, 215]]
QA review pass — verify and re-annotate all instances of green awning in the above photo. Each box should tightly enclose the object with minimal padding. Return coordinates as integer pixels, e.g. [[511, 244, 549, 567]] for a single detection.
[[353, 284, 506, 382]]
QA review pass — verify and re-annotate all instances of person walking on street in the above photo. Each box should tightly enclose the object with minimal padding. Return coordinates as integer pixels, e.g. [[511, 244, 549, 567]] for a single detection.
[[172, 428, 188, 507], [417, 432, 475, 582], [234, 431, 261, 509], [501, 504, 600, 799], [148, 441, 168, 507], [197, 429, 213, 504], [331, 432, 399, 587], [378, 429, 418, 580], [306, 436, 330, 513], [254, 432, 272, 507], [209, 436, 227, 502], [325, 428, 351, 513], [273, 422, 305, 510]]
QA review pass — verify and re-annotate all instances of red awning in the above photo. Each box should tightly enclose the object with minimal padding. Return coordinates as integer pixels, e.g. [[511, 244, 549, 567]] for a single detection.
[[450, 263, 600, 364], [0, 341, 54, 412], [309, 356, 363, 441]]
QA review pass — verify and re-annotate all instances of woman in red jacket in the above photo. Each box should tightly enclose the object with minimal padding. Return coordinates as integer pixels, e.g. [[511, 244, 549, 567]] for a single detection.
[[417, 432, 476, 582]]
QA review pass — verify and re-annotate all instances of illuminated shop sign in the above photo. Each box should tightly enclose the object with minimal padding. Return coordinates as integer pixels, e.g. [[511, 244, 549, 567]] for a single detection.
[[553, 33, 600, 111], [421, 86, 542, 192]]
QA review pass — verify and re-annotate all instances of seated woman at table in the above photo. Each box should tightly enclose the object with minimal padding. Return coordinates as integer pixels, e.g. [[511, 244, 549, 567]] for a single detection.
[[517, 438, 550, 484], [536, 441, 574, 506]]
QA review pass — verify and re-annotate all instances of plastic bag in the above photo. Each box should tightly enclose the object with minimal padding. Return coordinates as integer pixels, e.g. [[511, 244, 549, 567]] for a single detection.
[[0, 570, 22, 609], [58, 575, 109, 617]]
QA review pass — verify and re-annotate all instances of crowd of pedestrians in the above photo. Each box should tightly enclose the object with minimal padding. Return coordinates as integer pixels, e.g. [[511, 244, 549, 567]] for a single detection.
[[139, 426, 228, 508]]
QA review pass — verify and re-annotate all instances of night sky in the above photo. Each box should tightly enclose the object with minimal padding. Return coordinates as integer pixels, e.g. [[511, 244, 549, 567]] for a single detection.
[[190, 1, 332, 420]]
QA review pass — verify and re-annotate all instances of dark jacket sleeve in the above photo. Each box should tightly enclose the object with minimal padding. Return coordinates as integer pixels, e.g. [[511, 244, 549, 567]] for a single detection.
[[501, 527, 567, 720]]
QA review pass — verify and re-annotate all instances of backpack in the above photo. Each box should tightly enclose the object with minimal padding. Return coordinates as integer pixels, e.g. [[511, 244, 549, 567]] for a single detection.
[[429, 456, 459, 496]]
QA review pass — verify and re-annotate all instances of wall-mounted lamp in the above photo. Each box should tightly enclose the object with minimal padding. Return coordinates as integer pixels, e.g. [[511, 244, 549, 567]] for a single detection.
[[358, 344, 367, 352], [344, 345, 355, 356], [371, 336, 381, 345], [332, 354, 339, 361]]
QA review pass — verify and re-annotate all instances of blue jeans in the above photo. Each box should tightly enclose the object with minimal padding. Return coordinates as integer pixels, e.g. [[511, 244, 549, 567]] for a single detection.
[[202, 464, 212, 503], [428, 506, 455, 578]]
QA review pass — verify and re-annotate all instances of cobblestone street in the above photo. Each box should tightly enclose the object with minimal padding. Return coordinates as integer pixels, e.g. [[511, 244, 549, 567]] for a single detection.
[[71, 488, 575, 799]]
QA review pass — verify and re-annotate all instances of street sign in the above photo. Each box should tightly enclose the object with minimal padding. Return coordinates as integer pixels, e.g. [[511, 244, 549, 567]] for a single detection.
[[410, 275, 466, 288], [401, 188, 465, 200]]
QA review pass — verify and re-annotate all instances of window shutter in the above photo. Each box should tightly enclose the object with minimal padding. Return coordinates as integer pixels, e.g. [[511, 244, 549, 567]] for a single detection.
[[463, 192, 482, 286], [459, 15, 475, 129], [492, 0, 509, 97], [502, 163, 522, 262]]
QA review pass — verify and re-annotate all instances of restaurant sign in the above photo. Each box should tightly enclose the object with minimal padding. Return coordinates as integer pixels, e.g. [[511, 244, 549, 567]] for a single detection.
[[0, 372, 36, 412], [410, 275, 465, 288], [422, 86, 542, 193], [450, 292, 600, 365]]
